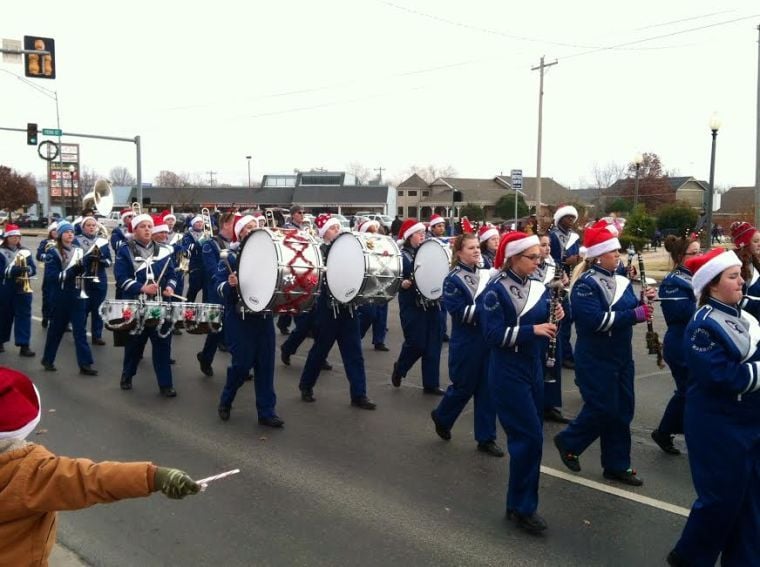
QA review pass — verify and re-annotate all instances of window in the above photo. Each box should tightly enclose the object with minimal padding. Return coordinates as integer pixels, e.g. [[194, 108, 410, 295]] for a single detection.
[[408, 206, 418, 217], [422, 191, 429, 197], [397, 190, 404, 197], [408, 190, 417, 197], [398, 206, 404, 216]]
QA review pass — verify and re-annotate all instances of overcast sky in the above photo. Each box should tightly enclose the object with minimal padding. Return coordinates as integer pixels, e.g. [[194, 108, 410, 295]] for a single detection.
[[2, 0, 759, 191]]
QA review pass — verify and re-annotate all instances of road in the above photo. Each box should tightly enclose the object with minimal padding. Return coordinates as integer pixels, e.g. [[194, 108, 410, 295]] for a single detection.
[[10, 271, 695, 566]]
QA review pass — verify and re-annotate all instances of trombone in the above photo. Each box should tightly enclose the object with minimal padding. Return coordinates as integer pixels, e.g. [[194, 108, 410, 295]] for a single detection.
[[199, 207, 214, 243]]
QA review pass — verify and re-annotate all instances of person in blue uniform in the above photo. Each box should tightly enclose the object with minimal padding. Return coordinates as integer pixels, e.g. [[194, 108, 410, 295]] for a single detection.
[[427, 214, 450, 342], [76, 216, 112, 346], [730, 221, 760, 319], [554, 226, 654, 486], [214, 215, 283, 427], [110, 208, 134, 254], [478, 224, 499, 269], [355, 219, 391, 351], [36, 222, 57, 329], [391, 218, 444, 395], [667, 248, 760, 567], [651, 234, 699, 455], [549, 206, 581, 369], [535, 232, 571, 424], [182, 215, 207, 303], [478, 231, 563, 534], [0, 224, 36, 357], [114, 213, 179, 396], [40, 221, 97, 375], [163, 212, 186, 313], [431, 233, 503, 457], [298, 214, 376, 409], [195, 212, 235, 377]]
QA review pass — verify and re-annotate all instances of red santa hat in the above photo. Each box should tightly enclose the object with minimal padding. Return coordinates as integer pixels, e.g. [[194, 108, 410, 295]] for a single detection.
[[494, 232, 540, 268], [397, 218, 426, 244], [316, 213, 341, 238], [234, 214, 255, 240], [730, 221, 757, 249], [478, 224, 499, 243], [583, 226, 621, 258], [358, 219, 379, 233], [0, 367, 41, 441], [131, 213, 153, 231], [120, 207, 135, 220], [686, 248, 742, 298], [3, 224, 21, 237], [460, 217, 474, 234], [553, 205, 578, 226], [151, 213, 169, 234], [428, 214, 445, 228], [591, 218, 620, 237]]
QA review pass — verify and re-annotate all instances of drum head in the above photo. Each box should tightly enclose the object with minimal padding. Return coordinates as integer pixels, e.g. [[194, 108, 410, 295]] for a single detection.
[[326, 233, 365, 303], [414, 240, 451, 300], [238, 229, 278, 312]]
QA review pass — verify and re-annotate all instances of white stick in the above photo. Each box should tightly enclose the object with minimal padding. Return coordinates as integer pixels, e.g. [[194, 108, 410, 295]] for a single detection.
[[197, 468, 240, 491]]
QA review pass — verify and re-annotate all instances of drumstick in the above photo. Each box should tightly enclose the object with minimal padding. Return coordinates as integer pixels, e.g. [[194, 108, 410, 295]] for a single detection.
[[197, 468, 240, 492], [170, 293, 188, 301]]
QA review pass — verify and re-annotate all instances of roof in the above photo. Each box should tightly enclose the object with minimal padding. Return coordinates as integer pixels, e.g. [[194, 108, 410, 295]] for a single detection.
[[493, 176, 572, 204], [717, 186, 755, 213], [428, 177, 508, 204], [397, 173, 430, 190], [293, 185, 389, 206]]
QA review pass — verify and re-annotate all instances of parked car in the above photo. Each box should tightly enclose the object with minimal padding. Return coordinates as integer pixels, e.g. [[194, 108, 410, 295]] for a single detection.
[[332, 213, 350, 229], [364, 213, 393, 230]]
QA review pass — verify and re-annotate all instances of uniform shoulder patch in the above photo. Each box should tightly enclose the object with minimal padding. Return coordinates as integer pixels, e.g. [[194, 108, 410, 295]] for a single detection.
[[690, 326, 715, 353], [481, 289, 500, 311]]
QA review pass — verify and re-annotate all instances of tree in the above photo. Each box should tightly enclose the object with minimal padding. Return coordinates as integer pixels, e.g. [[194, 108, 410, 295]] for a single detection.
[[656, 201, 699, 236], [494, 192, 529, 220], [591, 161, 625, 209], [460, 203, 485, 222], [605, 198, 633, 214], [77, 167, 100, 198], [0, 166, 39, 219], [622, 205, 657, 251], [625, 152, 664, 178], [393, 164, 458, 185], [155, 170, 190, 187], [109, 166, 136, 187], [346, 162, 372, 184]]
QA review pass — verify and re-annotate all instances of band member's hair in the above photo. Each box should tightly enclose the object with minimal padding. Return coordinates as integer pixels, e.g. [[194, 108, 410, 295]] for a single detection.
[[451, 233, 477, 268], [734, 241, 760, 282], [664, 235, 692, 268], [219, 212, 236, 230], [570, 257, 594, 288], [698, 271, 724, 307]]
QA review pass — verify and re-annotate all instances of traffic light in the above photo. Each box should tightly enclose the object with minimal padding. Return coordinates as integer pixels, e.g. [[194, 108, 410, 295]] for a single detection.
[[26, 123, 38, 146], [23, 35, 56, 79]]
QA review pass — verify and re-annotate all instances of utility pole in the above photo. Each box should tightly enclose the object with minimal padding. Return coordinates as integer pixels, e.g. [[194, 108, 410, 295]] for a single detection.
[[531, 55, 557, 220], [374, 166, 385, 183], [206, 170, 217, 187], [755, 25, 760, 228]]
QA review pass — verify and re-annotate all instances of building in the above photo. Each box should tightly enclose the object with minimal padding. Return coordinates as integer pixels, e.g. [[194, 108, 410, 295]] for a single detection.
[[602, 176, 708, 210]]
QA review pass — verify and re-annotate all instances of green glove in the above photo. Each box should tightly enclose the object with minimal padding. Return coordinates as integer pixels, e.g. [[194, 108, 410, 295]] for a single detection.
[[154, 467, 200, 499]]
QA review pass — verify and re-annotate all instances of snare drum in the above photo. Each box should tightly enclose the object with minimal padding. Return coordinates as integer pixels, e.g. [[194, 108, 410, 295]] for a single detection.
[[100, 299, 141, 332], [177, 302, 224, 334], [237, 228, 323, 314], [326, 232, 401, 305], [142, 301, 169, 328], [413, 239, 452, 301]]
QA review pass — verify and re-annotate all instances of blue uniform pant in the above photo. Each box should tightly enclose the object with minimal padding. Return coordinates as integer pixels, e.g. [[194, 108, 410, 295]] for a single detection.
[[543, 338, 563, 409], [41, 280, 54, 321], [657, 362, 688, 436], [42, 295, 93, 368], [186, 269, 205, 303], [490, 357, 544, 515], [0, 290, 32, 346], [434, 341, 496, 443], [281, 310, 315, 356], [358, 303, 389, 345], [673, 404, 760, 566], [560, 296, 574, 362], [299, 312, 367, 400], [219, 313, 277, 419], [440, 309, 448, 338], [556, 359, 634, 472], [396, 305, 442, 389], [122, 327, 173, 389], [277, 314, 292, 332], [84, 285, 107, 340]]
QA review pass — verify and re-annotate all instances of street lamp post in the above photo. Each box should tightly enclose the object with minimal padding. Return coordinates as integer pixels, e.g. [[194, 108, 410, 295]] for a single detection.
[[68, 165, 76, 220], [633, 153, 643, 210], [705, 114, 722, 248], [246, 155, 252, 189]]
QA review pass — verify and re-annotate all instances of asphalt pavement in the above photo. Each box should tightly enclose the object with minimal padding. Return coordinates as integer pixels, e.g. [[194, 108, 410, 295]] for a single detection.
[[7, 265, 697, 567]]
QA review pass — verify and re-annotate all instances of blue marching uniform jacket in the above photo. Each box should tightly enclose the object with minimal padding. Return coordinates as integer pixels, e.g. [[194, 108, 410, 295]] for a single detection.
[[41, 244, 94, 368], [0, 245, 37, 348], [550, 226, 580, 363], [213, 251, 277, 419], [198, 235, 231, 367], [183, 229, 206, 302], [556, 265, 641, 473], [433, 263, 496, 443], [534, 257, 564, 408], [656, 266, 695, 435], [394, 245, 442, 389], [478, 269, 551, 516], [672, 298, 760, 566], [36, 239, 55, 322], [739, 263, 760, 320], [114, 240, 178, 388], [76, 233, 112, 341]]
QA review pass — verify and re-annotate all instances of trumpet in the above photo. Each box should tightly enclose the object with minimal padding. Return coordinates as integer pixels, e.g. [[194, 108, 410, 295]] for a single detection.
[[14, 250, 33, 294], [169, 232, 190, 273]]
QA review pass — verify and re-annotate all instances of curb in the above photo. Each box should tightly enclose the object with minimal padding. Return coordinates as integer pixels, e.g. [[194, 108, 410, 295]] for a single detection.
[[50, 544, 89, 566]]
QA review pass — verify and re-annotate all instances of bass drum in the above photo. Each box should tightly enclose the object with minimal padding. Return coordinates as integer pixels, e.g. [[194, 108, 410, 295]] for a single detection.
[[237, 228, 323, 313], [326, 232, 401, 305], [413, 239, 452, 301]]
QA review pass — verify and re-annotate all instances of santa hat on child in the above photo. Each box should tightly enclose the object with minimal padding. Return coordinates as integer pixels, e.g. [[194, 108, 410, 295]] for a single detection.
[[162, 210, 176, 223], [582, 225, 621, 259], [0, 367, 41, 441], [131, 212, 153, 231], [358, 219, 379, 233], [3, 224, 21, 237], [315, 214, 341, 238], [397, 218, 426, 244], [120, 208, 135, 221], [730, 222, 757, 249], [234, 215, 255, 241], [478, 224, 499, 243], [686, 248, 742, 299], [151, 213, 169, 235], [428, 214, 445, 229], [494, 232, 540, 269], [553, 205, 578, 226]]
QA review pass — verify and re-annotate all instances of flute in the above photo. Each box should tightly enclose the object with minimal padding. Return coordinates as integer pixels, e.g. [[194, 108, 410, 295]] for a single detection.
[[636, 253, 665, 368]]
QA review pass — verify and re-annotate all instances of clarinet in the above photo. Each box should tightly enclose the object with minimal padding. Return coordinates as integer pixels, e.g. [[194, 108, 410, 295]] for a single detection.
[[545, 264, 562, 372], [636, 253, 665, 368]]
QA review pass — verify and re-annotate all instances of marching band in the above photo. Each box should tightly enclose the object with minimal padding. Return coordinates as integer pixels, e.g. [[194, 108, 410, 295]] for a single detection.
[[4, 194, 760, 558]]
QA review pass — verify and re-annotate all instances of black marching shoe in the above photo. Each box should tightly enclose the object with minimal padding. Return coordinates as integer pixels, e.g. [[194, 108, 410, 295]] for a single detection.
[[120, 374, 132, 390], [603, 468, 643, 486], [321, 360, 333, 371], [218, 343, 229, 353], [507, 510, 548, 535], [373, 343, 389, 351], [651, 429, 681, 455], [160, 387, 177, 398], [79, 366, 98, 376], [0, 343, 5, 353], [19, 346, 35, 357], [258, 416, 285, 428], [544, 407, 571, 424], [554, 434, 581, 472], [280, 347, 291, 366], [350, 396, 377, 410], [197, 352, 213, 376], [278, 326, 291, 336], [91, 338, 106, 346], [477, 440, 505, 458], [391, 362, 402, 387], [666, 550, 688, 567], [218, 406, 231, 421], [442, 334, 450, 343], [561, 359, 575, 370], [430, 410, 451, 440], [301, 389, 316, 403], [172, 328, 183, 336], [41, 360, 56, 372], [423, 386, 445, 396], [41, 319, 48, 329]]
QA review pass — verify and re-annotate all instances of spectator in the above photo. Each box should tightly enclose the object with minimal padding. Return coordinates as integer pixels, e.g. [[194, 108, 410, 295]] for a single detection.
[[711, 224, 720, 244], [390, 215, 403, 238], [652, 229, 662, 250]]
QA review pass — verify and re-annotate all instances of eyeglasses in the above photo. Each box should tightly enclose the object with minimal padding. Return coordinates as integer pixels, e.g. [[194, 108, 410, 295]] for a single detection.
[[519, 254, 542, 261]]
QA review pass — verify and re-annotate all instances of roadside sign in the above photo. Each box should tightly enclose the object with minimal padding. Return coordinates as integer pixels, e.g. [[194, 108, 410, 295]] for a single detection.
[[42, 128, 62, 136], [2, 39, 22, 64], [510, 169, 523, 190]]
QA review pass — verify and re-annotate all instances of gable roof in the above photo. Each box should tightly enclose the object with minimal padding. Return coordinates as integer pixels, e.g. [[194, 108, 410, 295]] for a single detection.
[[493, 176, 571, 205], [717, 186, 754, 213], [398, 173, 431, 190]]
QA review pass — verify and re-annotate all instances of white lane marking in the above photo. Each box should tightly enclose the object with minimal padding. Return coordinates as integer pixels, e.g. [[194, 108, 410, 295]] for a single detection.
[[540, 465, 690, 517]]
